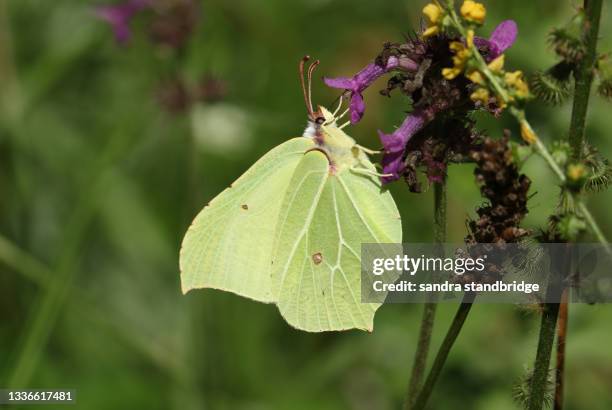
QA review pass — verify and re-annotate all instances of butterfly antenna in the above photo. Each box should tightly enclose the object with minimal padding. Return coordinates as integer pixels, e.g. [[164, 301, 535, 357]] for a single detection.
[[299, 56, 315, 119], [307, 58, 320, 116]]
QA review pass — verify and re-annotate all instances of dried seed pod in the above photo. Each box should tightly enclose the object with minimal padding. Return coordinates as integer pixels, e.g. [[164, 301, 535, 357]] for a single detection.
[[462, 136, 532, 282]]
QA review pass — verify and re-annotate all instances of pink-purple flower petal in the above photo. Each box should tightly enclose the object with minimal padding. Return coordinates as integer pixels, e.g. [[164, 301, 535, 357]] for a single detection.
[[378, 109, 430, 183], [323, 77, 353, 89], [95, 0, 151, 45], [349, 93, 365, 124], [474, 20, 518, 60], [324, 59, 417, 124], [489, 20, 518, 54], [380, 150, 405, 184], [324, 63, 387, 124]]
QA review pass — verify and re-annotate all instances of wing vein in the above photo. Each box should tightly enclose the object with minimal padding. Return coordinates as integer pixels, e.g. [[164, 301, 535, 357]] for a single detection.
[[331, 182, 365, 328], [337, 175, 381, 242], [277, 169, 328, 294]]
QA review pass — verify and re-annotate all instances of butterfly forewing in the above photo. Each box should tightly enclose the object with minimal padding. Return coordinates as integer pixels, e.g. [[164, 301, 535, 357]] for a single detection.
[[180, 137, 315, 303]]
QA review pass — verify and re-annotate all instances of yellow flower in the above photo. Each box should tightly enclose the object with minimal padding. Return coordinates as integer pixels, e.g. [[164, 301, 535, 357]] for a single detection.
[[488, 55, 505, 72], [567, 164, 587, 182], [442, 31, 476, 80], [467, 70, 485, 85], [423, 2, 443, 24], [520, 120, 536, 145], [442, 67, 462, 80], [460, 0, 486, 24], [466, 29, 475, 48], [444, 40, 471, 79], [423, 25, 440, 38], [470, 88, 490, 104], [505, 70, 523, 85], [505, 70, 530, 99], [422, 2, 444, 38]]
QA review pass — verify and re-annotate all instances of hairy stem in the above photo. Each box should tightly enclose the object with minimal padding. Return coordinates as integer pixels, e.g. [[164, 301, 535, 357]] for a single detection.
[[568, 0, 603, 160], [554, 289, 569, 410], [412, 292, 476, 410], [404, 181, 447, 409], [528, 303, 561, 410], [527, 244, 569, 410], [529, 2, 604, 409], [432, 182, 447, 245]]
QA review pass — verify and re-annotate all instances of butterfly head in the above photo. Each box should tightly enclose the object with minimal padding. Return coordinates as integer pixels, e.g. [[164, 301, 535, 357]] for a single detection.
[[298, 56, 361, 172], [298, 56, 349, 137]]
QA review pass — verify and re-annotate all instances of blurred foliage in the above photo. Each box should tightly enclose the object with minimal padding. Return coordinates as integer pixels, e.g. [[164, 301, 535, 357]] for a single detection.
[[0, 0, 611, 409]]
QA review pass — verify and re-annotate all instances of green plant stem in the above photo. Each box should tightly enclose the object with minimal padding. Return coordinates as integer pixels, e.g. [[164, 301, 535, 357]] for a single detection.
[[528, 243, 570, 410], [509, 107, 566, 181], [578, 202, 610, 253], [404, 181, 447, 409], [554, 289, 569, 410], [529, 1, 604, 409], [412, 292, 477, 410], [568, 0, 603, 160], [433, 182, 447, 245], [528, 301, 561, 410]]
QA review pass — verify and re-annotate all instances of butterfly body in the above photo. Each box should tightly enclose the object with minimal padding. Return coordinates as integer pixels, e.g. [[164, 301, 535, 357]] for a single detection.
[[304, 106, 369, 175]]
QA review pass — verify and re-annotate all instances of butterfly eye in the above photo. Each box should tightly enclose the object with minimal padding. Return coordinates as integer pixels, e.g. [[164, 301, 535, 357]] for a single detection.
[[315, 117, 325, 125]]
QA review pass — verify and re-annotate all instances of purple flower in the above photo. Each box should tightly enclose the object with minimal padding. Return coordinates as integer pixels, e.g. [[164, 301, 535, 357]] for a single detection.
[[95, 0, 151, 45], [378, 109, 430, 184], [324, 57, 418, 124], [474, 20, 518, 61]]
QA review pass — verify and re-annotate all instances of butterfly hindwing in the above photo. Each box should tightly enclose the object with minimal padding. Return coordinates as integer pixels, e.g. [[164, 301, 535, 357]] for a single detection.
[[272, 152, 402, 331]]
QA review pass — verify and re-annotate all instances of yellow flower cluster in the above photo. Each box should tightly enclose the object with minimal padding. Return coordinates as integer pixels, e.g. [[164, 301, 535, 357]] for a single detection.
[[427, 0, 530, 111], [469, 88, 490, 105], [468, 55, 504, 104], [505, 71, 530, 100], [520, 120, 537, 144], [422, 1, 486, 39], [422, 2, 444, 38], [442, 30, 475, 80], [466, 54, 531, 107], [460, 0, 486, 24]]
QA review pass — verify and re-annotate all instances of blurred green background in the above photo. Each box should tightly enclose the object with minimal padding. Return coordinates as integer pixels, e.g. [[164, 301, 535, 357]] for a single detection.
[[1, 0, 611, 409]]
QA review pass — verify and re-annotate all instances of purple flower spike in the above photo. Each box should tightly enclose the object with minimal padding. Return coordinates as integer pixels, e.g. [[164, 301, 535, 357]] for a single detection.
[[474, 20, 518, 61], [324, 57, 419, 124], [324, 63, 386, 124], [95, 0, 151, 45], [378, 110, 430, 184]]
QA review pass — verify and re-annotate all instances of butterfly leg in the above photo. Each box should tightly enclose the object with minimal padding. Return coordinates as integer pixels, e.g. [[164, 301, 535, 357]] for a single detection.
[[332, 95, 344, 117], [355, 144, 382, 155], [338, 120, 351, 130], [332, 93, 351, 122], [350, 166, 392, 178]]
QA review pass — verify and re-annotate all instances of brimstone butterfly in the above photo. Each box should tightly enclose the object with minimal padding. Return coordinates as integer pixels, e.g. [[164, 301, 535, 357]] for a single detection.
[[180, 57, 402, 332]]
